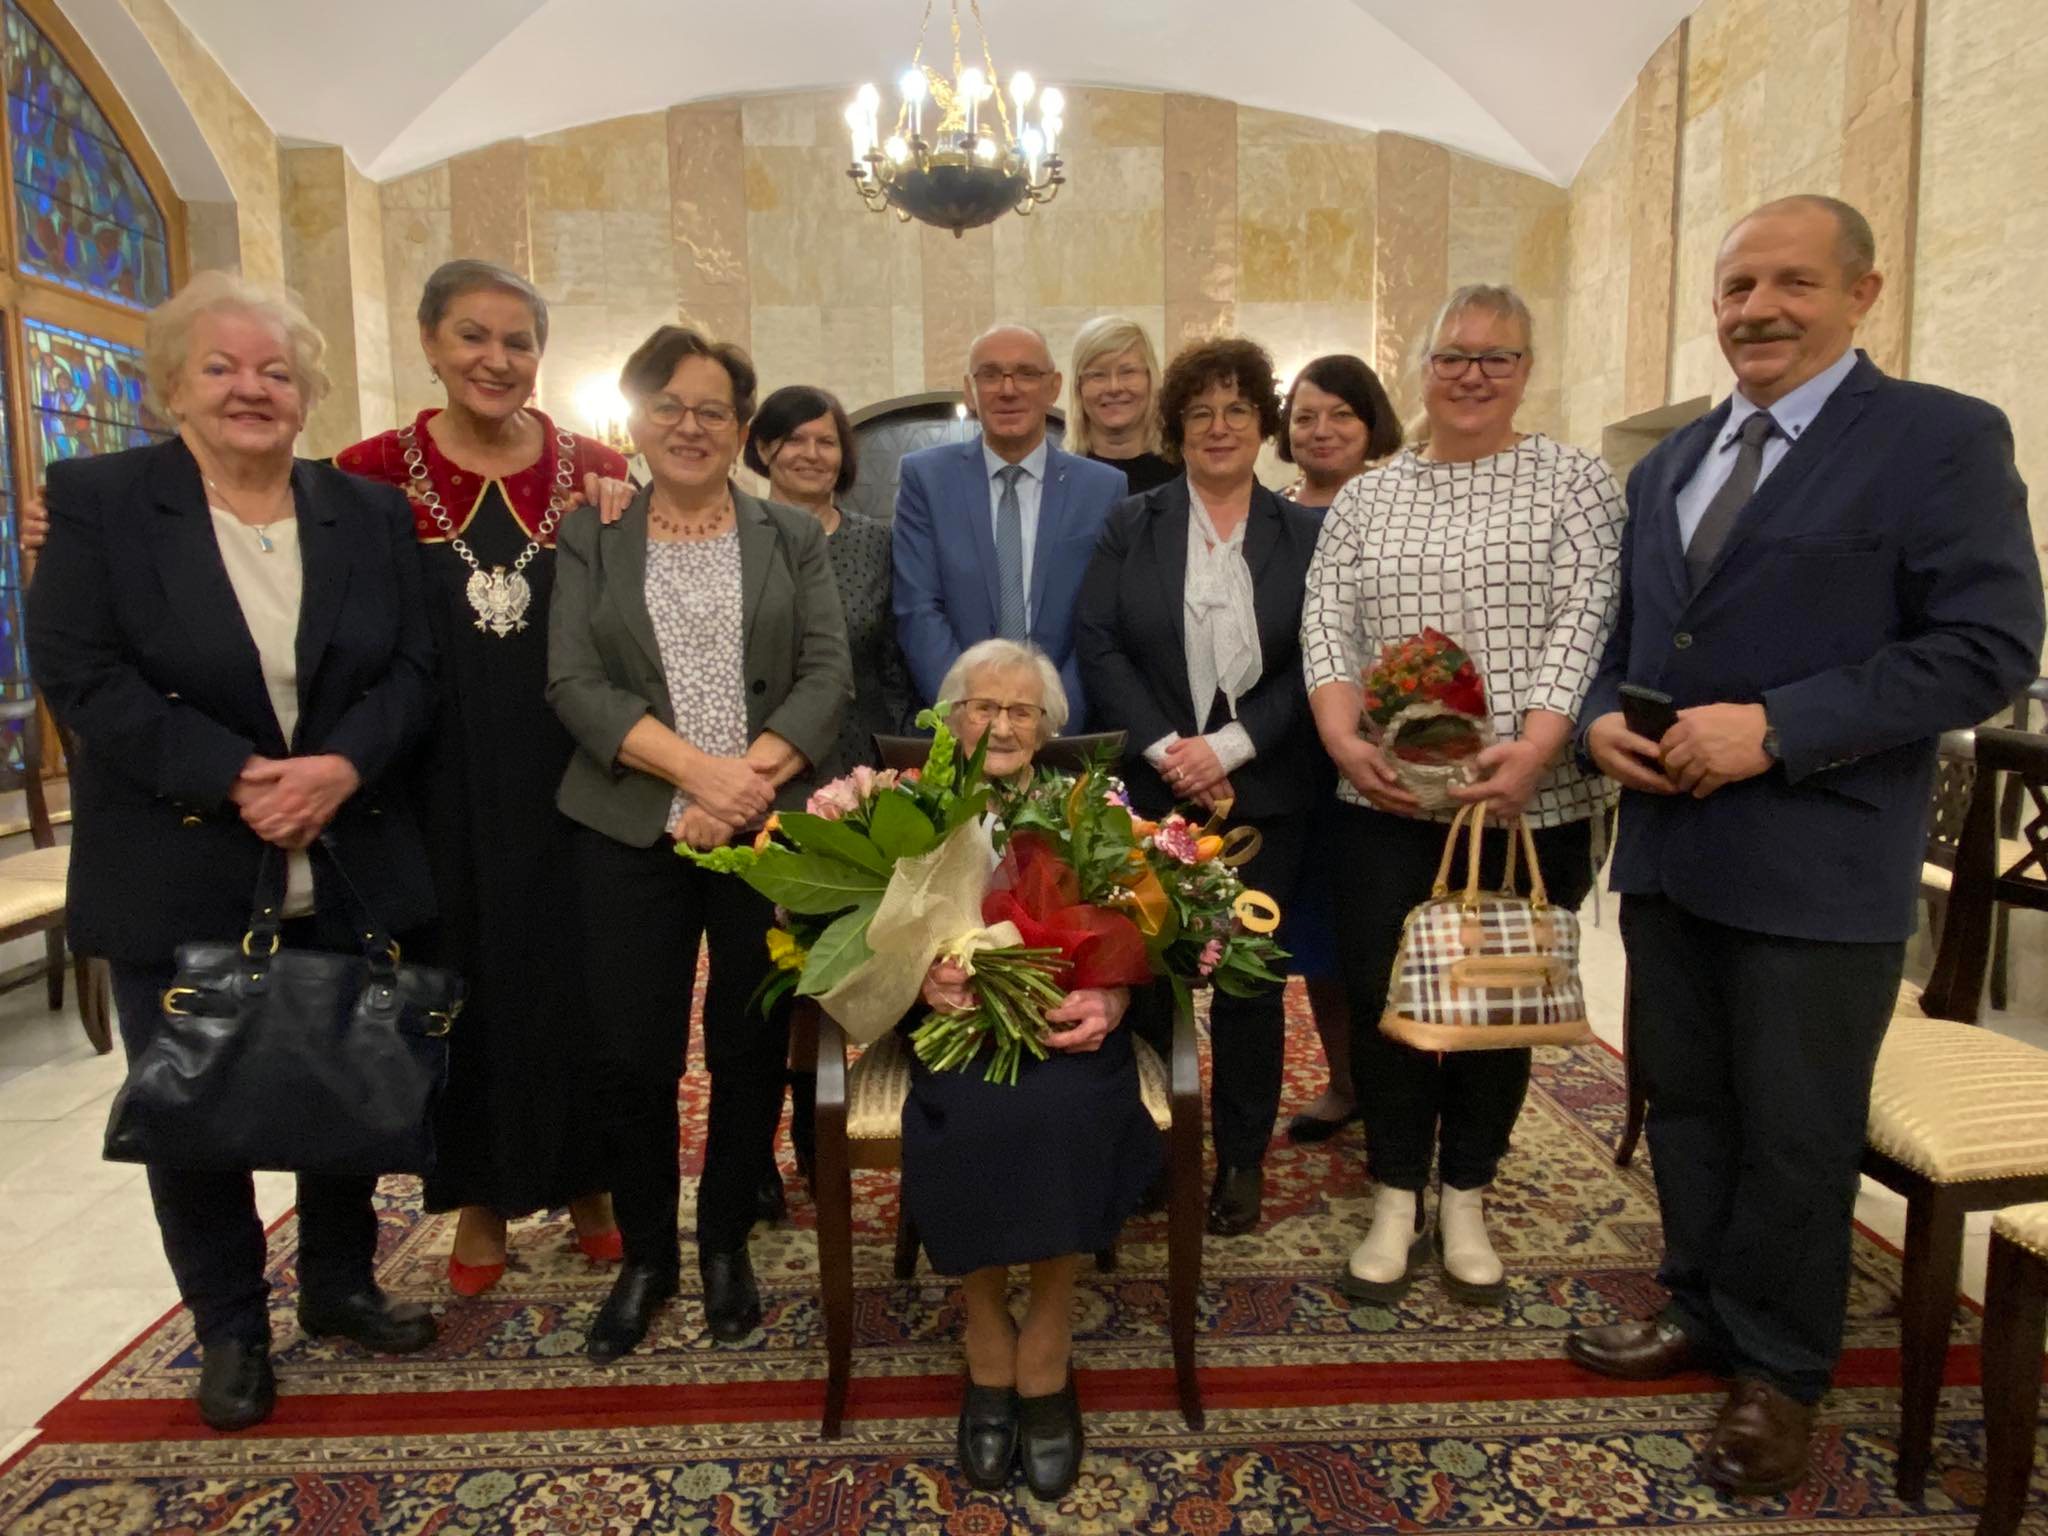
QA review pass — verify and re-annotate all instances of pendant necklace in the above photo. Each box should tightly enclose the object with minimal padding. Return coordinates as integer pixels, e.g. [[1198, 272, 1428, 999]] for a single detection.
[[204, 474, 290, 553], [398, 420, 576, 637]]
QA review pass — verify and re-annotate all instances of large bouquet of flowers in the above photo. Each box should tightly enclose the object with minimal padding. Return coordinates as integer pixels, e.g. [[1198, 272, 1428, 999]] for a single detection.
[[683, 713, 1285, 1084], [1361, 627, 1493, 810]]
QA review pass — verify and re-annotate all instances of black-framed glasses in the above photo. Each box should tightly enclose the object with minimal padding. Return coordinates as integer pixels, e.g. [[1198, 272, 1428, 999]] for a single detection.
[[957, 697, 1047, 729], [642, 396, 738, 429], [970, 364, 1054, 388], [1183, 401, 1260, 432], [1428, 350, 1525, 381]]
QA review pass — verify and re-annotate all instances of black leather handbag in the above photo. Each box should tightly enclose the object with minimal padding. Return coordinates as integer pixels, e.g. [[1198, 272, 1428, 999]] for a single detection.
[[103, 848, 463, 1175]]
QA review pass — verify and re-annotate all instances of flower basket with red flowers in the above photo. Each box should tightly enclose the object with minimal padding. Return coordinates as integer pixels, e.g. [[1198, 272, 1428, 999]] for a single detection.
[[1361, 628, 1493, 810]]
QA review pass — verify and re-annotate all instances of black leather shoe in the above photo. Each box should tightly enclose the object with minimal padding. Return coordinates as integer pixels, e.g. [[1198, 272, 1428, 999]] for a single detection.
[[196, 1339, 275, 1431], [1206, 1164, 1264, 1236], [701, 1247, 762, 1344], [586, 1262, 679, 1363], [1016, 1376, 1083, 1501], [755, 1167, 787, 1226], [298, 1288, 437, 1355], [957, 1378, 1019, 1490]]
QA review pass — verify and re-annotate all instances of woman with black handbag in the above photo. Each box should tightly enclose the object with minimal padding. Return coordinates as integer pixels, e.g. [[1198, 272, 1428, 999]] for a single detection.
[[26, 271, 441, 1433]]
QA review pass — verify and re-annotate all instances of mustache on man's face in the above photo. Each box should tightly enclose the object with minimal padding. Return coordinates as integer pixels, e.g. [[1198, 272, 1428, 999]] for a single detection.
[[1727, 322, 1802, 344]]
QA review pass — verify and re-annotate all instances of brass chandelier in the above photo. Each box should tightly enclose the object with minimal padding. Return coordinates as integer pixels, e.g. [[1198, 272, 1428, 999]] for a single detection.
[[845, 0, 1066, 238]]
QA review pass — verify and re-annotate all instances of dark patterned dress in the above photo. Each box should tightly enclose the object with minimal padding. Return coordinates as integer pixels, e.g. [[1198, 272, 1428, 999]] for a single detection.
[[818, 508, 912, 782], [336, 410, 628, 1215]]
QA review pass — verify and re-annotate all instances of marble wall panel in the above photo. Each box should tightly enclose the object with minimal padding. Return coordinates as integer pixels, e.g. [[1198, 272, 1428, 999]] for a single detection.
[[449, 140, 531, 275], [670, 103, 751, 352], [1624, 30, 1685, 417], [1238, 108, 1376, 309], [282, 147, 361, 456], [379, 168, 452, 422], [1373, 134, 1450, 427], [1915, 0, 2048, 568], [1841, 0, 1925, 375], [1448, 156, 1569, 440], [185, 201, 239, 276], [1163, 93, 1237, 350], [345, 159, 394, 437], [921, 224, 995, 391]]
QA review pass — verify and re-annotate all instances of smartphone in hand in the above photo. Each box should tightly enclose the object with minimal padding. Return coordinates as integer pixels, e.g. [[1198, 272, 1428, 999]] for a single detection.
[[1619, 683, 1679, 744]]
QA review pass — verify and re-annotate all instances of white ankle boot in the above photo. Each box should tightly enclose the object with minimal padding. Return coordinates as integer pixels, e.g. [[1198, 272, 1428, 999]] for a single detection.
[[1340, 1186, 1425, 1303], [1436, 1183, 1506, 1304]]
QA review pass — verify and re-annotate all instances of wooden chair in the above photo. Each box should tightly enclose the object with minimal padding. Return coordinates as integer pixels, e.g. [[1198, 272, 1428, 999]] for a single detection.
[[801, 727, 1206, 1439], [1919, 729, 2028, 1008], [0, 697, 108, 1053], [1975, 1200, 2048, 1536], [1863, 726, 2048, 1500]]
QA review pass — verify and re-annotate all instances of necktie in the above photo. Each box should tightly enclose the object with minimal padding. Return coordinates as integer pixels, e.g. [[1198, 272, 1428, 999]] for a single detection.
[[994, 463, 1027, 640], [1685, 410, 1779, 589]]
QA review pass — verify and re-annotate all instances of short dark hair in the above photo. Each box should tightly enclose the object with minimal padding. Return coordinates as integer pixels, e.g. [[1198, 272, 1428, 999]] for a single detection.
[[743, 385, 859, 495], [618, 325, 758, 427], [1276, 354, 1403, 465], [417, 260, 548, 349], [1156, 336, 1283, 463]]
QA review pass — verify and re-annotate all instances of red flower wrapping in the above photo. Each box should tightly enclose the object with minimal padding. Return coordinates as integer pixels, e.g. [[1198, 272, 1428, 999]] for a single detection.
[[982, 833, 1154, 989]]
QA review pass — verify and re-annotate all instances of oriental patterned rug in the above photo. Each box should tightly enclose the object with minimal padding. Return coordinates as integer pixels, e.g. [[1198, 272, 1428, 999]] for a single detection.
[[1, 984, 2037, 1534]]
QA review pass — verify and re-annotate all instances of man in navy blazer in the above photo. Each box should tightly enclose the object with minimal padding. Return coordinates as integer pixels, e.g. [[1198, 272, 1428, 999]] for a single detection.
[[1568, 195, 2044, 1494], [892, 324, 1127, 726]]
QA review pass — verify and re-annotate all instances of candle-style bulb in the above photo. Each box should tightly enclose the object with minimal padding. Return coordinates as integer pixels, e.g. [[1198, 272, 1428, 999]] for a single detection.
[[1037, 86, 1065, 119], [958, 66, 987, 101], [1009, 71, 1035, 110], [900, 68, 927, 104]]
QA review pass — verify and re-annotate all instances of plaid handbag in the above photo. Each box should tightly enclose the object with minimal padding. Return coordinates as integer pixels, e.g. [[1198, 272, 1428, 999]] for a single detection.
[[1380, 803, 1590, 1051]]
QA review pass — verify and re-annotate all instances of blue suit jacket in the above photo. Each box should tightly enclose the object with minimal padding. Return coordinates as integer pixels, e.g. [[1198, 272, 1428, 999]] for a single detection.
[[1583, 352, 2043, 942], [891, 438, 1127, 727]]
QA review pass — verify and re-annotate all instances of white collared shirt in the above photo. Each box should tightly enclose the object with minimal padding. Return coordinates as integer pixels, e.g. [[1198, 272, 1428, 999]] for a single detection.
[[983, 437, 1049, 625], [1676, 346, 1859, 549]]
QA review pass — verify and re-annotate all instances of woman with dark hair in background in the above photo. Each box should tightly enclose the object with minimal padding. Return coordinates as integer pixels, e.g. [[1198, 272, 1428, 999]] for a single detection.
[[334, 260, 629, 1298], [1273, 353, 1404, 1145]]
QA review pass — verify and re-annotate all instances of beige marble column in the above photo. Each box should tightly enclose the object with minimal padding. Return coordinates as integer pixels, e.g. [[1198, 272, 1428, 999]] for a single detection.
[[1163, 93, 1237, 350], [1624, 27, 1687, 415], [1374, 134, 1451, 415], [669, 103, 751, 351], [921, 225, 995, 390], [282, 147, 370, 456], [449, 140, 533, 277], [185, 203, 240, 276], [380, 165, 453, 422], [1841, 0, 1925, 375]]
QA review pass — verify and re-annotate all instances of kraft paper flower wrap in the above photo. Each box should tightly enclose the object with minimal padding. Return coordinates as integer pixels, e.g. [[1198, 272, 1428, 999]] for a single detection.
[[1361, 628, 1494, 811], [681, 713, 1288, 1085]]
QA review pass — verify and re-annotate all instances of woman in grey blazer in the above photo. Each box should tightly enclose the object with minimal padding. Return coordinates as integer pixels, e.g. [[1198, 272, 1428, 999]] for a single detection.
[[548, 326, 851, 1362]]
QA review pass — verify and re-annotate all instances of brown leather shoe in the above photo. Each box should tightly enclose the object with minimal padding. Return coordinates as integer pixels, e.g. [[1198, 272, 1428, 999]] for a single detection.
[[1703, 1378, 1815, 1497], [1565, 1317, 1709, 1381]]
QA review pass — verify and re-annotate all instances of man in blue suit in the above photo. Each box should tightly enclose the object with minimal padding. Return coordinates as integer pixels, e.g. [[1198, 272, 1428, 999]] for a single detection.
[[1567, 195, 2044, 1494], [892, 324, 1128, 726]]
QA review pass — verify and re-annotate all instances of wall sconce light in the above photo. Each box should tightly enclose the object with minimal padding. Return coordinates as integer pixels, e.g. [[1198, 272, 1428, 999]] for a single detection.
[[577, 374, 634, 456]]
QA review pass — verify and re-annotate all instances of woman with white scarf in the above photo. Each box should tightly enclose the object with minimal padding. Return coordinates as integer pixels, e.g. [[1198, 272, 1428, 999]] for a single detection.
[[1076, 335, 1331, 1237]]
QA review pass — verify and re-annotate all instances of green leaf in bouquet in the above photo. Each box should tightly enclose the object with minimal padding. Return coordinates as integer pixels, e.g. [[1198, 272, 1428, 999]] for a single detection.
[[774, 811, 894, 877], [868, 787, 939, 860], [744, 845, 887, 914], [942, 784, 991, 833], [677, 844, 760, 876], [749, 965, 801, 1016], [794, 897, 880, 996]]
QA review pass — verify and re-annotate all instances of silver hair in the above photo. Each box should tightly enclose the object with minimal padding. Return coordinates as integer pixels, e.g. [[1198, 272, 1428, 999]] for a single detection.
[[1415, 283, 1535, 376], [144, 269, 329, 419], [938, 639, 1069, 739], [1734, 194, 1878, 278], [965, 321, 1053, 372], [417, 259, 550, 349]]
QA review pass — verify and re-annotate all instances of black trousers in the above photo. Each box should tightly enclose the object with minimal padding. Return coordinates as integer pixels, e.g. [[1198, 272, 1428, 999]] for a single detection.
[[570, 824, 789, 1267], [1129, 808, 1309, 1169], [1622, 893, 1901, 1402], [1332, 803, 1596, 1191], [110, 913, 381, 1350]]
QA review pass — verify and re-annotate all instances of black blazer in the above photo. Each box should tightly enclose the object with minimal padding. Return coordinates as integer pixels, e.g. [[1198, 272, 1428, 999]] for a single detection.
[[1075, 476, 1327, 820], [26, 436, 438, 963], [1582, 352, 2044, 943]]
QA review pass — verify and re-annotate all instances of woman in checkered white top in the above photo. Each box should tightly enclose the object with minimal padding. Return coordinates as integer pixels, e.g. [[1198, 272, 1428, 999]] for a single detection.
[[1299, 284, 1626, 1310]]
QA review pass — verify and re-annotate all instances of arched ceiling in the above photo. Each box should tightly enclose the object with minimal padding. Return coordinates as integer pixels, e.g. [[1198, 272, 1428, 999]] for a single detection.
[[148, 0, 1699, 186]]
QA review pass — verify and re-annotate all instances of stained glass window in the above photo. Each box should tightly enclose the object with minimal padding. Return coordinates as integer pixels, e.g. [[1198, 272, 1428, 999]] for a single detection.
[[22, 315, 163, 474], [0, 318, 26, 774], [3, 0, 170, 310]]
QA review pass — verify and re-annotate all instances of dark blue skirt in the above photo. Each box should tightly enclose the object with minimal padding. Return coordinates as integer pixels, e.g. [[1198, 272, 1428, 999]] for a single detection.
[[900, 1024, 1163, 1276]]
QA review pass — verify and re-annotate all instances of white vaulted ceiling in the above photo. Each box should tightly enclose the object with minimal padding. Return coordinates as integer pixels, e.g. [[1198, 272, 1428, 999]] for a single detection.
[[144, 0, 1699, 186]]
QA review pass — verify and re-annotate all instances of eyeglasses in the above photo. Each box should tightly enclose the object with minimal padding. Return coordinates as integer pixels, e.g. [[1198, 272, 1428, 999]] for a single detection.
[[970, 364, 1054, 388], [1079, 364, 1149, 389], [956, 697, 1047, 729], [1428, 350, 1525, 381], [641, 396, 738, 429], [1182, 401, 1260, 432]]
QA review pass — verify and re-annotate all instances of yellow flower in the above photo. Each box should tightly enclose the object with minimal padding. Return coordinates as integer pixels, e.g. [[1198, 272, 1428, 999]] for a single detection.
[[766, 928, 807, 971]]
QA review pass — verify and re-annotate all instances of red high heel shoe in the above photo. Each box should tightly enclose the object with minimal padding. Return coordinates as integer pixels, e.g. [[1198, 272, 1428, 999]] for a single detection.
[[576, 1227, 624, 1263], [446, 1254, 506, 1297]]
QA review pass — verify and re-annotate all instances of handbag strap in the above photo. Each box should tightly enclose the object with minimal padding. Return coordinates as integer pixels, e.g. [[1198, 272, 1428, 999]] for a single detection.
[[242, 838, 401, 969], [1429, 806, 1476, 898], [1448, 803, 1553, 911]]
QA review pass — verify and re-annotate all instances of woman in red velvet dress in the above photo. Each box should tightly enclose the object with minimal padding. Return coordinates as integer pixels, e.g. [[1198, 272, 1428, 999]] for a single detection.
[[336, 260, 629, 1295]]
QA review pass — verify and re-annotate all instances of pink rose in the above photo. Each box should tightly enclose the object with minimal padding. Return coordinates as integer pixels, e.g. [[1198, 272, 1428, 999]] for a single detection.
[[1197, 938, 1223, 977], [806, 775, 863, 821]]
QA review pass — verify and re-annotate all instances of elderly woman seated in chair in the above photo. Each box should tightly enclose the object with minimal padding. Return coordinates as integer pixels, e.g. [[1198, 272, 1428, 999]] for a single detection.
[[906, 637, 1162, 1502]]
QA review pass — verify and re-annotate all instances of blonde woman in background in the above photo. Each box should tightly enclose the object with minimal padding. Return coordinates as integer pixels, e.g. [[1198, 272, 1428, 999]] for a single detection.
[[1066, 315, 1177, 493]]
